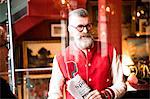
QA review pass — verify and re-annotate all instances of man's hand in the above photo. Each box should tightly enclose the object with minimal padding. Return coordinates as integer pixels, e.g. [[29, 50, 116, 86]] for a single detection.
[[85, 90, 102, 99]]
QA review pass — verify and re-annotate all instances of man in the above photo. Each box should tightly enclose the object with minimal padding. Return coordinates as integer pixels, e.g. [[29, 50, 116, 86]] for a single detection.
[[0, 26, 16, 99], [0, 26, 8, 73], [48, 8, 126, 99], [0, 77, 17, 99]]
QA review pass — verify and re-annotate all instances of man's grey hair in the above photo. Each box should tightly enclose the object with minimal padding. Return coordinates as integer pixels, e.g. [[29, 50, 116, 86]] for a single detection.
[[69, 8, 89, 18]]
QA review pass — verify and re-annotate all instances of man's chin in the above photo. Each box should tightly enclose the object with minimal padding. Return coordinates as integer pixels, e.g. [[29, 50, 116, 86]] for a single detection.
[[77, 38, 93, 49], [80, 37, 93, 41]]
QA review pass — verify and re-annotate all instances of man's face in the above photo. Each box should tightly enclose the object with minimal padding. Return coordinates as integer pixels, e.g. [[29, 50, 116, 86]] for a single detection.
[[68, 16, 94, 50]]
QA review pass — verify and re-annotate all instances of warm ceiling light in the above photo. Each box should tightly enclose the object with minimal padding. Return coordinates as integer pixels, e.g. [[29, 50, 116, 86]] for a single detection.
[[111, 11, 115, 15], [101, 5, 105, 9], [136, 33, 140, 37], [61, 0, 66, 4], [132, 16, 135, 20], [137, 12, 140, 17], [106, 6, 110, 12]]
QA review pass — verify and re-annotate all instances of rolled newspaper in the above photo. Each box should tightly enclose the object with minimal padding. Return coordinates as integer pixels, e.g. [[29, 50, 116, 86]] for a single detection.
[[67, 74, 91, 99]]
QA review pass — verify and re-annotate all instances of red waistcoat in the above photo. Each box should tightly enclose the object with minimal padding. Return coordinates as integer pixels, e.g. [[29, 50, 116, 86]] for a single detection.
[[56, 41, 114, 99]]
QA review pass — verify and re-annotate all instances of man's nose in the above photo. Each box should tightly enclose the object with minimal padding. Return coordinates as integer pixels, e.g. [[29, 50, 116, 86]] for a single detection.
[[82, 27, 88, 33]]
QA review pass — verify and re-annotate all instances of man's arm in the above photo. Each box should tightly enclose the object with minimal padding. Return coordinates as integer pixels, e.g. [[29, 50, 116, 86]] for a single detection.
[[48, 56, 65, 99], [109, 48, 127, 98]]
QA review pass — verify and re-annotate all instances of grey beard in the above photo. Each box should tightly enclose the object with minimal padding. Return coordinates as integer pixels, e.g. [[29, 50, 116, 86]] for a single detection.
[[75, 37, 93, 50]]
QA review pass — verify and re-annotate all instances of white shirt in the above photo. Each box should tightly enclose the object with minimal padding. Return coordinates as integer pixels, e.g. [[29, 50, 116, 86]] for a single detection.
[[48, 48, 127, 99]]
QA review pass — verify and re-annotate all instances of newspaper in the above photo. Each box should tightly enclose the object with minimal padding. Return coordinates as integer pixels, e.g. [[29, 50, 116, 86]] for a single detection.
[[66, 74, 91, 99]]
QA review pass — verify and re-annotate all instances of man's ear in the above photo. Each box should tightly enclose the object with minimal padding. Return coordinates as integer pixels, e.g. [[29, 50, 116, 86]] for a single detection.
[[68, 26, 73, 36], [68, 26, 75, 39]]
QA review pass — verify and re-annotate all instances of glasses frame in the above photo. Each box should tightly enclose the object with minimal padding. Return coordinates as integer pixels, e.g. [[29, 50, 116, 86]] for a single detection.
[[70, 23, 93, 32]]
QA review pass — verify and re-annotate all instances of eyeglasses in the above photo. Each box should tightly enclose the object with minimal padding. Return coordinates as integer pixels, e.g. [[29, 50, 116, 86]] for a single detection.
[[70, 23, 92, 32]]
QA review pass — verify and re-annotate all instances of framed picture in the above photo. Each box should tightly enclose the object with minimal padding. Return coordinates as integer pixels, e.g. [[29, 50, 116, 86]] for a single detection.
[[23, 40, 61, 68], [23, 74, 51, 99], [51, 24, 66, 37]]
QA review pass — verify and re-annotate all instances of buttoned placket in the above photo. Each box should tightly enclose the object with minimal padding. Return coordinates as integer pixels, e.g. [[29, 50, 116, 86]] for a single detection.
[[85, 49, 92, 83]]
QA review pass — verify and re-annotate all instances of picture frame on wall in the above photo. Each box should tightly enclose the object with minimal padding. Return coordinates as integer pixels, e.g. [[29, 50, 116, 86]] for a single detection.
[[22, 40, 61, 69], [23, 74, 51, 99], [51, 24, 66, 37]]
